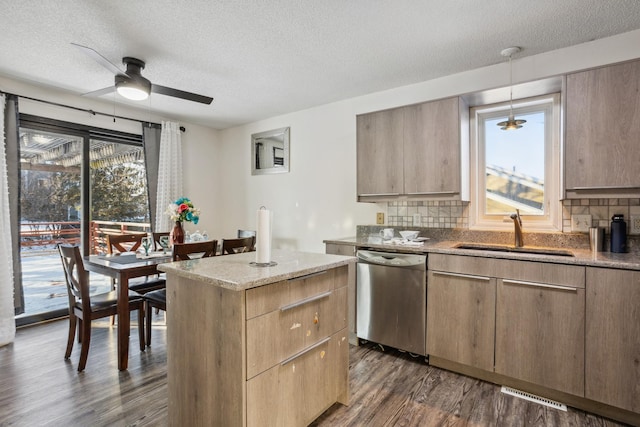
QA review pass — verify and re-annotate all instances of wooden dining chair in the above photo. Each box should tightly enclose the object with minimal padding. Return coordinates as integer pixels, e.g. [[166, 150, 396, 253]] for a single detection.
[[153, 232, 170, 251], [237, 229, 256, 251], [221, 237, 255, 255], [58, 244, 145, 372], [106, 233, 145, 254], [144, 240, 218, 345], [106, 233, 166, 294]]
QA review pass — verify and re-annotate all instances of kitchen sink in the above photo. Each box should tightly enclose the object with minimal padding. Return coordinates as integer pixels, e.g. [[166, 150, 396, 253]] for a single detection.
[[454, 243, 575, 257]]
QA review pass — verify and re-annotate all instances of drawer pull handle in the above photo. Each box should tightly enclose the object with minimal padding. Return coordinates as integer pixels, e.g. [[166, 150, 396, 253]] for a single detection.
[[288, 270, 327, 282], [406, 191, 457, 195], [432, 271, 491, 281], [358, 193, 401, 197], [280, 291, 332, 312], [502, 279, 578, 292], [569, 185, 640, 191], [281, 336, 331, 366]]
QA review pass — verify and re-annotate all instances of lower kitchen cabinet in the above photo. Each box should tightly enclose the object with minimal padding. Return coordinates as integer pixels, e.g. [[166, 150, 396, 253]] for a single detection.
[[427, 255, 496, 371], [586, 267, 640, 413], [247, 329, 348, 427], [494, 261, 585, 397]]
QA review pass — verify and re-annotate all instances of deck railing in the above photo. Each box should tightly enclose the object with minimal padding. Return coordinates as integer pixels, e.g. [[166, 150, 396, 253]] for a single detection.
[[20, 220, 151, 254]]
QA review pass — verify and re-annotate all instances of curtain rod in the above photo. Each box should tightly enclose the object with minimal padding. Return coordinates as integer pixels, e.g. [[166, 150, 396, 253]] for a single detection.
[[1, 90, 186, 132]]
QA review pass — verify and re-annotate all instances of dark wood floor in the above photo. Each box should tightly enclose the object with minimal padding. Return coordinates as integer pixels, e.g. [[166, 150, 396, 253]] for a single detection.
[[0, 319, 628, 426]]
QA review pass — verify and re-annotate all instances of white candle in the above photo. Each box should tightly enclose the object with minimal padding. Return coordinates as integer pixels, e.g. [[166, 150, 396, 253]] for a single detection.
[[256, 207, 271, 264]]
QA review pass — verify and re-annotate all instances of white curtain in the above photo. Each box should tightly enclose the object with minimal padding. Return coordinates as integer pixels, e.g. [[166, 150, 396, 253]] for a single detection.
[[0, 94, 16, 346], [154, 121, 183, 232]]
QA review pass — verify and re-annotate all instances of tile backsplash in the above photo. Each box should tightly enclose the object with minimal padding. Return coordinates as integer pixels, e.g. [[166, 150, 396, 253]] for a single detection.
[[386, 198, 639, 234], [386, 200, 469, 228], [562, 198, 640, 233]]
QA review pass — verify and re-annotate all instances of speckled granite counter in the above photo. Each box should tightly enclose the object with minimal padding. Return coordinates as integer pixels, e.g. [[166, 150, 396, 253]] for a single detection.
[[324, 236, 640, 271], [157, 248, 356, 290]]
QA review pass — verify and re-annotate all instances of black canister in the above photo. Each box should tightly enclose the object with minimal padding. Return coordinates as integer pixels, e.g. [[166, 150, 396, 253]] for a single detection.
[[610, 214, 627, 253]]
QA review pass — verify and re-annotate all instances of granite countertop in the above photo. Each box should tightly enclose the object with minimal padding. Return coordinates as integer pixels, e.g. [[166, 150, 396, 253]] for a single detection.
[[157, 249, 356, 291], [324, 236, 640, 271]]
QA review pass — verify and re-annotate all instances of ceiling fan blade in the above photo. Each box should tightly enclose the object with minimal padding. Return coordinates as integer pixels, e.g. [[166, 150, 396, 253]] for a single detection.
[[82, 86, 115, 97], [71, 42, 124, 76], [151, 84, 213, 105]]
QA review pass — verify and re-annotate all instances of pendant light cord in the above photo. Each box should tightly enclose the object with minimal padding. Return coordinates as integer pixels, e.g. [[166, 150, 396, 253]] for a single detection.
[[509, 55, 514, 117]]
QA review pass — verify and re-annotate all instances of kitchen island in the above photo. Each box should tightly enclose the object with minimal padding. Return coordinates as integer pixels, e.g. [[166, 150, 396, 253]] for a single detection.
[[158, 249, 355, 427]]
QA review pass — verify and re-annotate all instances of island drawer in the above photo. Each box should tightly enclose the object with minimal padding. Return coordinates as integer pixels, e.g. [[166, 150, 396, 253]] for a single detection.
[[247, 328, 349, 427], [246, 266, 348, 319], [246, 286, 347, 379]]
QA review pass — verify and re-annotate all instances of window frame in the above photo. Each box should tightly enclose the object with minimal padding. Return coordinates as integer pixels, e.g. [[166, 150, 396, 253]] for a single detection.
[[469, 93, 562, 231]]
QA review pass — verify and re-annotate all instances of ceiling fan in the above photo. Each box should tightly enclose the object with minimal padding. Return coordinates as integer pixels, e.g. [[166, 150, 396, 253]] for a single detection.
[[72, 43, 213, 105]]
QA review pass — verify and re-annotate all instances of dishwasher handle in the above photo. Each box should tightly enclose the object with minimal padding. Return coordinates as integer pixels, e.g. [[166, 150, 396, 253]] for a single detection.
[[357, 250, 426, 268]]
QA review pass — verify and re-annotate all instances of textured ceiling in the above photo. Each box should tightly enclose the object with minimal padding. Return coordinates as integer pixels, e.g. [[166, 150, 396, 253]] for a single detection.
[[2, 1, 640, 130]]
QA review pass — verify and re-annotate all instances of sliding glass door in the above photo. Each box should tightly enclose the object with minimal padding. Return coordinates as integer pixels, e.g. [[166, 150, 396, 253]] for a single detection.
[[16, 116, 150, 324]]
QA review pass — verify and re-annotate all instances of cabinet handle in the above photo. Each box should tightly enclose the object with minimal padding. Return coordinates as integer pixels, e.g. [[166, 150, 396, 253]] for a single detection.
[[280, 291, 332, 312], [281, 336, 331, 366], [502, 279, 578, 292], [432, 271, 490, 281], [358, 193, 401, 197], [288, 270, 327, 282], [569, 185, 640, 190], [406, 191, 457, 195]]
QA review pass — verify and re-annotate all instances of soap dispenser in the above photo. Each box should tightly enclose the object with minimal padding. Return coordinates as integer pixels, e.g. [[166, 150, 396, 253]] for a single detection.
[[610, 214, 627, 253]]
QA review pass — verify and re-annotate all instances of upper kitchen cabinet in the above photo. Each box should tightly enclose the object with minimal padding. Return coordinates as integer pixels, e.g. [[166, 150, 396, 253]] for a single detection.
[[356, 107, 404, 197], [565, 59, 640, 198], [404, 97, 467, 197], [357, 97, 469, 202]]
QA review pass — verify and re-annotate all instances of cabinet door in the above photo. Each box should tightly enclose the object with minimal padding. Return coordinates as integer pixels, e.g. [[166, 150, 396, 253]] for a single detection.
[[586, 268, 640, 413], [495, 279, 585, 396], [566, 60, 640, 192], [356, 108, 404, 197], [427, 270, 496, 371], [404, 98, 460, 195]]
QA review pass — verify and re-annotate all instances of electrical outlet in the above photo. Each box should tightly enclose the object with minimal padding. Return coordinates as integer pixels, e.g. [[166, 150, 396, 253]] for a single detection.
[[571, 214, 592, 232], [376, 212, 385, 225], [630, 215, 640, 235], [412, 213, 421, 226]]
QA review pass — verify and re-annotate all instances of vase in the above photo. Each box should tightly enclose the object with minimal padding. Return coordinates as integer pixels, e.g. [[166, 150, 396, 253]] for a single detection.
[[170, 221, 185, 245]]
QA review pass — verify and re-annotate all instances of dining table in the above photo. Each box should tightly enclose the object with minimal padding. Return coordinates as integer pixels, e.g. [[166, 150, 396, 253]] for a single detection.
[[83, 252, 171, 370]]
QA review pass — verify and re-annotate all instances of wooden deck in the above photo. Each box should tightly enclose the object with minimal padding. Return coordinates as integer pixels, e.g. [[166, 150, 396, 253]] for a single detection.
[[0, 319, 624, 427]]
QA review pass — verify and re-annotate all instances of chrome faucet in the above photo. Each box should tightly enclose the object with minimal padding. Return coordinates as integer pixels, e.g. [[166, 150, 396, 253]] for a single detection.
[[510, 209, 524, 248]]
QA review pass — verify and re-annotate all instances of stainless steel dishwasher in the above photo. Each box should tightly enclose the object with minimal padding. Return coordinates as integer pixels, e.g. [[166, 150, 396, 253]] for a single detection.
[[356, 249, 427, 355]]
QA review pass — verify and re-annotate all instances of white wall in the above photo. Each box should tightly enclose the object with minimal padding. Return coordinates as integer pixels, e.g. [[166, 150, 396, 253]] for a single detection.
[[206, 29, 640, 254]]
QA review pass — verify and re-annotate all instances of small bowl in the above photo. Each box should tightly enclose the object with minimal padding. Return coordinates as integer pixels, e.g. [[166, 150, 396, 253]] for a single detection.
[[399, 230, 419, 241]]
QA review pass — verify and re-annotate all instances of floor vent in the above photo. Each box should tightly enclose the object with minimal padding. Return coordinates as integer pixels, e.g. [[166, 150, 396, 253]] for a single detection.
[[500, 386, 567, 412]]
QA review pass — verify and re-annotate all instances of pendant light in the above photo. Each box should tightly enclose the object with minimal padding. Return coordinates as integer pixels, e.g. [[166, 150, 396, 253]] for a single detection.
[[497, 46, 526, 130]]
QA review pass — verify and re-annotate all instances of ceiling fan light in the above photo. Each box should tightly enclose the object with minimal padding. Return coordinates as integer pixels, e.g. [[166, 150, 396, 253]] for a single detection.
[[116, 82, 149, 101]]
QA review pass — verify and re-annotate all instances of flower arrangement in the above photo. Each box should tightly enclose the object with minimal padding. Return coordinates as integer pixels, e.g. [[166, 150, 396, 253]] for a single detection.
[[167, 197, 200, 224]]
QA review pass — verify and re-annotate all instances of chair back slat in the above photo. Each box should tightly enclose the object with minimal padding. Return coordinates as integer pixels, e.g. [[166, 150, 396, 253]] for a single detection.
[[58, 244, 91, 309], [106, 233, 145, 254], [221, 237, 254, 255], [172, 241, 218, 261]]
